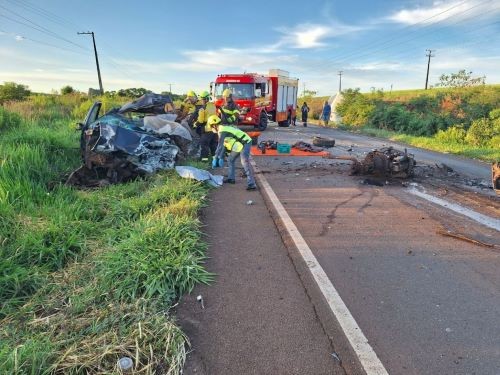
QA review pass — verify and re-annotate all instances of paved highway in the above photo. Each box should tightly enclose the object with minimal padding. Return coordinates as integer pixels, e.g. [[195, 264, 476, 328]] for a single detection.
[[254, 123, 499, 374]]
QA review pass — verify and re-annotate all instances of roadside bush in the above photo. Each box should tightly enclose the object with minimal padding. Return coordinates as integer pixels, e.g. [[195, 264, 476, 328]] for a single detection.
[[337, 88, 375, 127], [435, 126, 467, 144], [465, 117, 495, 146]]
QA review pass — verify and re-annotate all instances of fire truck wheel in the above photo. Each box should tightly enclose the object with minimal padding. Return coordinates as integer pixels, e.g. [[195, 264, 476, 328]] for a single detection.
[[278, 117, 291, 127], [258, 113, 268, 131]]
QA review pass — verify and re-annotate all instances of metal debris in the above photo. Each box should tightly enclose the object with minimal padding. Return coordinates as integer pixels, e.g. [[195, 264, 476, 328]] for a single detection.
[[325, 146, 416, 178], [67, 94, 200, 188], [292, 141, 325, 153]]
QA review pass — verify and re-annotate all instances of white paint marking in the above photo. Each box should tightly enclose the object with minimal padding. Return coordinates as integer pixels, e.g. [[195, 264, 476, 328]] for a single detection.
[[408, 186, 500, 231], [252, 161, 388, 375]]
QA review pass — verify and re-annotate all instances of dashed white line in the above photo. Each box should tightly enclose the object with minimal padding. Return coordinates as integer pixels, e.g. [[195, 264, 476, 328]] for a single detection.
[[252, 160, 389, 375]]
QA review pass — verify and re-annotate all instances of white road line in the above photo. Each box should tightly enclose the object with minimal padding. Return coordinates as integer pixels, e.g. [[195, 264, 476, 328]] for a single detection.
[[252, 161, 389, 375], [408, 187, 500, 232]]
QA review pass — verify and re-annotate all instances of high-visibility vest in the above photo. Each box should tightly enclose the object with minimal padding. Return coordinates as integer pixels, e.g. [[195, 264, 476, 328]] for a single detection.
[[219, 125, 251, 152], [224, 137, 243, 152]]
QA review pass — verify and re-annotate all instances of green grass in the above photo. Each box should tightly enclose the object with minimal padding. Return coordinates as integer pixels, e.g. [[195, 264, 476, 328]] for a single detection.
[[347, 126, 500, 162], [0, 99, 212, 374]]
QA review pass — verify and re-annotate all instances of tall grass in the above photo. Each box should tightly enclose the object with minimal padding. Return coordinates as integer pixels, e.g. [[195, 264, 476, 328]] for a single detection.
[[0, 98, 211, 373]]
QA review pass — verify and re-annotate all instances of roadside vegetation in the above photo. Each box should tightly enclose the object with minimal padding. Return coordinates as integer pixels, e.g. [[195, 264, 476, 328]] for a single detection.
[[302, 73, 499, 162], [0, 91, 211, 374]]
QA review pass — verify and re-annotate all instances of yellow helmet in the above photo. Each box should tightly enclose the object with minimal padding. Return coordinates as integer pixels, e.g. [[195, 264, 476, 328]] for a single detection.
[[207, 115, 221, 128], [186, 90, 197, 98], [199, 90, 210, 100], [222, 88, 232, 98]]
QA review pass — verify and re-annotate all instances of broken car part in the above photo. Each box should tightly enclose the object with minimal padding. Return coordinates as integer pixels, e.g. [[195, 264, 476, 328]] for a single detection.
[[67, 94, 199, 187], [324, 146, 416, 178]]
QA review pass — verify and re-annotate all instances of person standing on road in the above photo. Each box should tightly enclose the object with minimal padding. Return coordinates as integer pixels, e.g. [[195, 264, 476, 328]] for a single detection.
[[301, 102, 310, 127], [321, 101, 331, 126], [220, 89, 240, 126], [194, 91, 218, 162], [207, 114, 257, 191]]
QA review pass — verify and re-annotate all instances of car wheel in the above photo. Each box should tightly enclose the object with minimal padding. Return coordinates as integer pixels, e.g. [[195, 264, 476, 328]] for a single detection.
[[258, 113, 268, 131], [312, 136, 335, 147]]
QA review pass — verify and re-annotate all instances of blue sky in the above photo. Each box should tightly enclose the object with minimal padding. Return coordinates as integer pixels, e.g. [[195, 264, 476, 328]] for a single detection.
[[1, 0, 499, 95]]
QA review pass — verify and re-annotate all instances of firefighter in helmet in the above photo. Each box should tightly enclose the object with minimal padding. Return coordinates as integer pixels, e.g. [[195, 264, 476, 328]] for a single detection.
[[176, 90, 198, 122], [195, 91, 218, 162], [220, 88, 240, 126], [207, 114, 256, 191]]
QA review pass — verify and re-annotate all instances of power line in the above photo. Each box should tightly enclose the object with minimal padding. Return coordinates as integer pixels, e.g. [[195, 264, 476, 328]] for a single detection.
[[0, 5, 88, 51], [303, 0, 493, 73], [1, 0, 144, 85], [0, 28, 87, 55]]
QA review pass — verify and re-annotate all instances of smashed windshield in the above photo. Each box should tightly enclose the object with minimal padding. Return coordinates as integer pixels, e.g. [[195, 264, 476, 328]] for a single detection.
[[215, 83, 254, 99]]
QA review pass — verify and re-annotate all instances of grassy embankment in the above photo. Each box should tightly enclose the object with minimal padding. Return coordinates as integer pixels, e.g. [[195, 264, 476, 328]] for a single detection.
[[0, 94, 212, 374], [303, 85, 500, 162]]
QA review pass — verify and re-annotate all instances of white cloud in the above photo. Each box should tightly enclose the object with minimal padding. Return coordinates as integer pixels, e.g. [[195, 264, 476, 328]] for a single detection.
[[388, 0, 500, 25], [276, 23, 364, 49]]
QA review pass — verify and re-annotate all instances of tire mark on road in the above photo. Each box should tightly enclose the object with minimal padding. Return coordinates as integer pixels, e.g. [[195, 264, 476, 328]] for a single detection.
[[319, 191, 365, 237]]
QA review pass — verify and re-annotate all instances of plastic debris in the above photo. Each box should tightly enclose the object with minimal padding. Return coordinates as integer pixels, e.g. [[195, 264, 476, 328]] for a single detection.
[[175, 166, 223, 187], [197, 295, 205, 309], [246, 200, 254, 205], [117, 357, 133, 372]]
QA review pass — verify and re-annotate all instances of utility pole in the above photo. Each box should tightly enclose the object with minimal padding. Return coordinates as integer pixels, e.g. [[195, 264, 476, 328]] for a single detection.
[[425, 49, 435, 90], [338, 71, 343, 93], [167, 83, 173, 94], [78, 31, 104, 94], [302, 82, 306, 97]]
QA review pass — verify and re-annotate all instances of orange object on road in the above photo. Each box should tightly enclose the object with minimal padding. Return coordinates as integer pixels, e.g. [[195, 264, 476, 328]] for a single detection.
[[251, 145, 330, 157]]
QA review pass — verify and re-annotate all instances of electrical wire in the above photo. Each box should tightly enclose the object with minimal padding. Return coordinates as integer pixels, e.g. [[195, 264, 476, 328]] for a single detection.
[[303, 0, 494, 72]]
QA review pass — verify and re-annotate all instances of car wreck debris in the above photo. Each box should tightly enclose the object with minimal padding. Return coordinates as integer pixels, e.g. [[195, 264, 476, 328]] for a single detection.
[[325, 146, 416, 178], [67, 94, 200, 187], [292, 141, 325, 153]]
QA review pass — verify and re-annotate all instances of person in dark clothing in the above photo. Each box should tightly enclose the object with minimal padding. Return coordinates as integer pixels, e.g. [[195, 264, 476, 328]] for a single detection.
[[321, 101, 331, 126], [301, 102, 310, 127], [221, 89, 240, 125]]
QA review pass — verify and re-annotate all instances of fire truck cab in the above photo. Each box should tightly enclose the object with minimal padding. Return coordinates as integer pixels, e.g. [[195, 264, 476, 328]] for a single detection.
[[212, 69, 299, 130]]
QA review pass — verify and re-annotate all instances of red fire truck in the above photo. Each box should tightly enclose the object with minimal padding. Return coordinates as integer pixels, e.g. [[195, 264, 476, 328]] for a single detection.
[[212, 69, 299, 130]]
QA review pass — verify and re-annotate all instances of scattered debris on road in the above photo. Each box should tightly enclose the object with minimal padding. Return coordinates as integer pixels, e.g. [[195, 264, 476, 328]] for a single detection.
[[312, 136, 335, 148], [292, 141, 325, 153], [325, 146, 416, 178], [67, 94, 199, 187]]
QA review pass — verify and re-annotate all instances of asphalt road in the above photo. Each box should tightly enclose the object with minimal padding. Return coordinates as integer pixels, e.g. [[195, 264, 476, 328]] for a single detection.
[[253, 122, 500, 374], [255, 122, 492, 181]]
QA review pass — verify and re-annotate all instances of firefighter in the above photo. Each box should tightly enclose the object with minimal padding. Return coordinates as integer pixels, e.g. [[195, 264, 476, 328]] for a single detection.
[[220, 88, 240, 125], [177, 90, 198, 122], [195, 91, 218, 162], [207, 114, 257, 191]]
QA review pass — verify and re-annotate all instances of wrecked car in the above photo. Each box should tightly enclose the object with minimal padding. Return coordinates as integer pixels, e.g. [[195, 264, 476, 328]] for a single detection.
[[325, 146, 416, 178], [67, 93, 199, 187]]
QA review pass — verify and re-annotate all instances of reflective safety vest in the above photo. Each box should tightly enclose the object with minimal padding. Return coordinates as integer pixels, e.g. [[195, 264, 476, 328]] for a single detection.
[[219, 125, 251, 152], [221, 101, 240, 125], [224, 137, 243, 152], [198, 102, 216, 132]]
